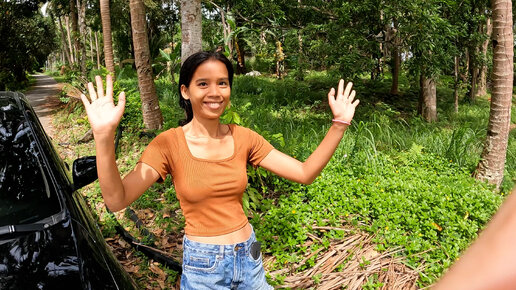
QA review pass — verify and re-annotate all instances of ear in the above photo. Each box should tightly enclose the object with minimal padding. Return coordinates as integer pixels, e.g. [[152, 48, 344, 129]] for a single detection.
[[180, 84, 190, 100]]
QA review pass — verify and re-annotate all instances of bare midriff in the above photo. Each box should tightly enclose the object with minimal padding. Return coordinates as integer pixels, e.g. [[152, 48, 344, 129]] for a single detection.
[[186, 222, 252, 245]]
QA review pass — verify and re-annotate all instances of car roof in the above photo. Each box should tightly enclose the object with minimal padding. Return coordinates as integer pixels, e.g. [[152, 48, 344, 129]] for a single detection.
[[0, 91, 29, 118]]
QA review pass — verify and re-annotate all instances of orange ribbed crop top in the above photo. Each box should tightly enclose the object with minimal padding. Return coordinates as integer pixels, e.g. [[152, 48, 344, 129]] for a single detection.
[[138, 124, 274, 236]]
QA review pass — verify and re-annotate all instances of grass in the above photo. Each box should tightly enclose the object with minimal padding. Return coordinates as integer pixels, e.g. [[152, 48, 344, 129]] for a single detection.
[[51, 68, 515, 287]]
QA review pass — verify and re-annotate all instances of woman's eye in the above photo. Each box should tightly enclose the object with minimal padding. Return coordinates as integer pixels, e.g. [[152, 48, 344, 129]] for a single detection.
[[219, 81, 228, 86], [198, 82, 207, 87]]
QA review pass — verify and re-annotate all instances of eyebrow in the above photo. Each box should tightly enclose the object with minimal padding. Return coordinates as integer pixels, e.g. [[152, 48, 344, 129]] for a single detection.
[[195, 77, 229, 82]]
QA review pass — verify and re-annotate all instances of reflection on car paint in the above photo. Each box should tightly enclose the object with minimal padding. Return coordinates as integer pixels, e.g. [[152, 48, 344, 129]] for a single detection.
[[0, 219, 81, 289]]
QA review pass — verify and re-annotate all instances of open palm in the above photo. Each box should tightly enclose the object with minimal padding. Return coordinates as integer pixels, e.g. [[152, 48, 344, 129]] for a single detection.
[[80, 75, 126, 137], [327, 79, 359, 123]]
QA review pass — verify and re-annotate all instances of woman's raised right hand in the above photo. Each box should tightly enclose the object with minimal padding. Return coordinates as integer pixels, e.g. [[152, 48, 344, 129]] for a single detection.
[[80, 75, 126, 138]]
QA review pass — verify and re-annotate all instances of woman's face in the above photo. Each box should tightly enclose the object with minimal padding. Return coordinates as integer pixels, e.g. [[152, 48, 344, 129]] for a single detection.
[[181, 60, 231, 122]]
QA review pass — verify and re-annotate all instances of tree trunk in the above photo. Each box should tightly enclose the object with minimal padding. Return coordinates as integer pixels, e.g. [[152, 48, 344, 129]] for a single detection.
[[65, 16, 75, 64], [89, 28, 94, 63], [296, 28, 304, 81], [468, 42, 480, 102], [58, 16, 72, 65], [419, 74, 437, 122], [180, 0, 202, 64], [69, 0, 79, 59], [474, 0, 513, 189], [95, 31, 100, 70], [235, 39, 246, 74], [390, 19, 400, 95], [235, 17, 246, 75], [100, 0, 116, 74], [76, 0, 87, 76], [454, 56, 459, 113], [129, 0, 163, 130], [477, 17, 492, 97]]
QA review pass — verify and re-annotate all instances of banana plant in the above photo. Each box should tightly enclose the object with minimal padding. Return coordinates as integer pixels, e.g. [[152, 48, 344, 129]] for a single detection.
[[153, 44, 180, 83]]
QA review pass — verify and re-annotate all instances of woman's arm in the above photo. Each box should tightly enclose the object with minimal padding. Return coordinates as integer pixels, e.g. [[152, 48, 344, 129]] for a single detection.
[[434, 188, 516, 289], [258, 80, 359, 184], [81, 75, 159, 211]]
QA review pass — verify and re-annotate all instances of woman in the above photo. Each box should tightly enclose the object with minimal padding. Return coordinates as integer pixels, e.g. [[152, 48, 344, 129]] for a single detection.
[[80, 51, 359, 289]]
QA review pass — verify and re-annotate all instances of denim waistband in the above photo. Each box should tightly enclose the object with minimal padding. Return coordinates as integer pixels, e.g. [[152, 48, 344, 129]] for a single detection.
[[182, 224, 256, 255]]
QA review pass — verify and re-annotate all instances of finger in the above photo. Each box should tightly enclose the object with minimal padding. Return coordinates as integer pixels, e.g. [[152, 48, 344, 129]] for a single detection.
[[115, 92, 126, 118], [343, 82, 353, 100], [336, 79, 344, 101], [106, 74, 113, 100], [327, 87, 336, 105], [352, 99, 360, 107], [95, 75, 104, 99], [80, 93, 90, 108], [87, 82, 97, 102], [348, 90, 356, 103], [117, 92, 126, 108]]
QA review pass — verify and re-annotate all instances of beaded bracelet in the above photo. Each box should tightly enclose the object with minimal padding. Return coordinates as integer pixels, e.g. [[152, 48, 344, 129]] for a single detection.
[[332, 119, 351, 126]]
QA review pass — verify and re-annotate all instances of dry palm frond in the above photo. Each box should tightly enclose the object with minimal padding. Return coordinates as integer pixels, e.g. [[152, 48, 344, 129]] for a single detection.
[[266, 226, 424, 290]]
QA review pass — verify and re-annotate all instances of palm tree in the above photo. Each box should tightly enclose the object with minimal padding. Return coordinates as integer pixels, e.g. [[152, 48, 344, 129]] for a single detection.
[[474, 0, 513, 189], [129, 0, 163, 130], [180, 0, 202, 64], [99, 0, 115, 74]]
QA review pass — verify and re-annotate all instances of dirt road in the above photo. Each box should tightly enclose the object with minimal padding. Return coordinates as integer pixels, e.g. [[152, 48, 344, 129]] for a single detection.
[[25, 74, 62, 136]]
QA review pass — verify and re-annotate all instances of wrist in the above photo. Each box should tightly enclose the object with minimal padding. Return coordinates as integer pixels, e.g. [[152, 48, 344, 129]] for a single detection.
[[332, 119, 351, 126], [331, 119, 350, 132], [93, 130, 116, 141]]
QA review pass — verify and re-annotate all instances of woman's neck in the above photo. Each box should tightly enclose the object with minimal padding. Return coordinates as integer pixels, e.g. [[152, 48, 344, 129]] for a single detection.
[[183, 118, 226, 138]]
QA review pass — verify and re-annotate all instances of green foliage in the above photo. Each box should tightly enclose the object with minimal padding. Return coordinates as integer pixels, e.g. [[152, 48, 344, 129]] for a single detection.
[[0, 0, 57, 89]]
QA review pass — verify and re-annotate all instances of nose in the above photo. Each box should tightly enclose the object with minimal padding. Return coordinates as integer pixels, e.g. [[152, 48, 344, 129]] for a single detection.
[[207, 83, 221, 96]]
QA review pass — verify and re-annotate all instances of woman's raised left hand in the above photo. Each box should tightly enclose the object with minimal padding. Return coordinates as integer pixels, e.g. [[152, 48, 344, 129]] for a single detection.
[[327, 79, 360, 124]]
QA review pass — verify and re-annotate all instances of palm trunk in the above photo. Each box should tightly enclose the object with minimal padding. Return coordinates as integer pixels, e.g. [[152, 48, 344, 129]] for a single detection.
[[180, 0, 202, 64], [58, 16, 72, 65], [469, 57, 479, 101], [419, 73, 437, 122], [89, 28, 94, 63], [390, 19, 400, 95], [129, 0, 163, 130], [100, 0, 115, 74], [76, 0, 87, 76], [95, 31, 100, 70], [474, 0, 513, 189], [453, 56, 459, 113], [65, 16, 75, 64], [477, 18, 492, 97]]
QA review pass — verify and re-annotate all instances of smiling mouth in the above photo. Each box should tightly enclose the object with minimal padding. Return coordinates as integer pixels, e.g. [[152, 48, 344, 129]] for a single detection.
[[204, 101, 224, 109]]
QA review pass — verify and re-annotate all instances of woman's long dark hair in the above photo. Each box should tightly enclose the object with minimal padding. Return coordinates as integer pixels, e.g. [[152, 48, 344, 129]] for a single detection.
[[178, 51, 234, 126]]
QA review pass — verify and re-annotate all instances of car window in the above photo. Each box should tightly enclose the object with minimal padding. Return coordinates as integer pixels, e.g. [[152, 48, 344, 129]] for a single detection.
[[0, 101, 61, 227]]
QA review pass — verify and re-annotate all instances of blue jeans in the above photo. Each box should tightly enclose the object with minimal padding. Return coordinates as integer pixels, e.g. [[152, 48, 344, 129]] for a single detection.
[[180, 228, 273, 289]]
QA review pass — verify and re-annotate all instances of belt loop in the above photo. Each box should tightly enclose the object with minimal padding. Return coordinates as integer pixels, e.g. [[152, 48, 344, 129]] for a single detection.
[[219, 245, 224, 256]]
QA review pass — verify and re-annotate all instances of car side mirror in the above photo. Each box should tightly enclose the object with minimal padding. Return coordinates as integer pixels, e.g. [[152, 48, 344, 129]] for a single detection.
[[73, 156, 98, 190]]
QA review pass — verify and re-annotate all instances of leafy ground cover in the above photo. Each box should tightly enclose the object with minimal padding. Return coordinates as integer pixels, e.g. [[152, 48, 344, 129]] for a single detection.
[[49, 70, 515, 288]]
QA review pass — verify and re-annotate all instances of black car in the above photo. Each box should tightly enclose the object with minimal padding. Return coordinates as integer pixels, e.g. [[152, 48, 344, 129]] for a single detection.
[[0, 91, 137, 289]]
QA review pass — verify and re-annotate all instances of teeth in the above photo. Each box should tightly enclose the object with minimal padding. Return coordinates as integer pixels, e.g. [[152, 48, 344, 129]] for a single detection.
[[205, 102, 222, 109]]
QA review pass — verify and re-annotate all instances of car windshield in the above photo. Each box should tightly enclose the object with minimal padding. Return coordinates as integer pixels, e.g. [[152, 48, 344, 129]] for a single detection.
[[0, 99, 61, 227]]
